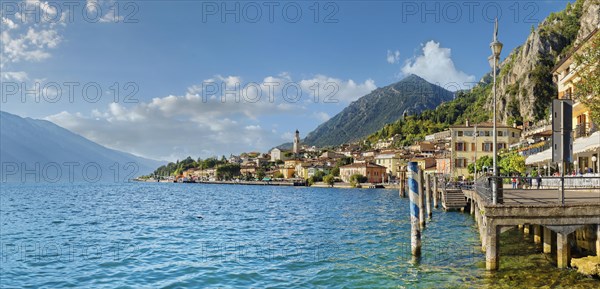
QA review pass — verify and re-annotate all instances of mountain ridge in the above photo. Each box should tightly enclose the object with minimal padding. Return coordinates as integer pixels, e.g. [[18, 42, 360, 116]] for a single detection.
[[0, 111, 163, 182], [302, 74, 455, 147]]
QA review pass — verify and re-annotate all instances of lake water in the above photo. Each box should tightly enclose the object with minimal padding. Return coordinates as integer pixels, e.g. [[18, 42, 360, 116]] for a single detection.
[[1, 183, 598, 288]]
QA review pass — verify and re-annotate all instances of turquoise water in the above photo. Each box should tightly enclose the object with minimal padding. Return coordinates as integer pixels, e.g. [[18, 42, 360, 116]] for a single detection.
[[1, 183, 485, 288]]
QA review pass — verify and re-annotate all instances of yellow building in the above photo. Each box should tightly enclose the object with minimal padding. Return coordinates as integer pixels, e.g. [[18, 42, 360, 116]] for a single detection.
[[450, 122, 522, 178], [279, 159, 303, 179], [339, 162, 388, 183], [374, 153, 402, 177], [552, 28, 599, 172], [409, 156, 436, 171], [553, 29, 598, 138]]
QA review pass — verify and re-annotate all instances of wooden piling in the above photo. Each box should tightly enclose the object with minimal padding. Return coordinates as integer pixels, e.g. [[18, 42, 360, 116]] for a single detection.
[[418, 169, 426, 229], [433, 175, 438, 208], [408, 162, 421, 257], [399, 170, 405, 198], [425, 174, 432, 219]]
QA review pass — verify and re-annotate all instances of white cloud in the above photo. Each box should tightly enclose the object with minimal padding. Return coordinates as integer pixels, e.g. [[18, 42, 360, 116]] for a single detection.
[[1, 1, 66, 68], [386, 49, 400, 64], [313, 112, 331, 122], [1, 71, 29, 81], [23, 0, 58, 19], [86, 0, 100, 13], [85, 0, 124, 23], [299, 75, 376, 103], [45, 73, 376, 160], [401, 41, 475, 90], [2, 17, 18, 30]]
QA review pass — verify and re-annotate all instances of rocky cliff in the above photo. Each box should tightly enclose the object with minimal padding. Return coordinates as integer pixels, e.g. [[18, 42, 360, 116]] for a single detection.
[[491, 0, 599, 124]]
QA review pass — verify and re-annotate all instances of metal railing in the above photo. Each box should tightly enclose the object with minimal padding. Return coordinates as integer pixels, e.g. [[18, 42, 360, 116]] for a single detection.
[[522, 120, 551, 137], [474, 175, 600, 205], [575, 123, 591, 138]]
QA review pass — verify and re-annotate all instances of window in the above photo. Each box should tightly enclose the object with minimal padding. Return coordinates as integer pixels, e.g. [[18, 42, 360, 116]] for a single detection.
[[464, 131, 473, 137], [482, 143, 493, 152], [497, 130, 504, 137], [455, 159, 467, 168], [498, 143, 506, 150], [457, 131, 463, 137], [484, 130, 491, 137], [471, 143, 475, 151], [456, 142, 465, 152]]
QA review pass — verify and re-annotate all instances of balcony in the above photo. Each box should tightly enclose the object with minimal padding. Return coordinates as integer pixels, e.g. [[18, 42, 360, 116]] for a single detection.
[[574, 123, 597, 138], [522, 120, 552, 138]]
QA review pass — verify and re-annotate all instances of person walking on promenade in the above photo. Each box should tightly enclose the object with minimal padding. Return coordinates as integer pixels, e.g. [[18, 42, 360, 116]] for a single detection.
[[511, 176, 517, 189], [536, 175, 542, 189]]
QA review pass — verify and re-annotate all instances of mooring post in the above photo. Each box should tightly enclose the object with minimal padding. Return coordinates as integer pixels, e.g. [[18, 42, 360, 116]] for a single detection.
[[433, 175, 438, 208], [425, 174, 432, 219], [408, 162, 421, 257], [399, 170, 405, 198], [418, 169, 426, 229]]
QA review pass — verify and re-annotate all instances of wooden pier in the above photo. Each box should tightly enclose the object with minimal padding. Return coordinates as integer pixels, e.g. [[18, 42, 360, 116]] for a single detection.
[[461, 185, 600, 271], [404, 174, 600, 272]]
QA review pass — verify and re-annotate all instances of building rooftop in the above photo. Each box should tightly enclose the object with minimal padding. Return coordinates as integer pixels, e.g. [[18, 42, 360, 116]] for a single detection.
[[340, 162, 387, 169], [449, 122, 521, 130]]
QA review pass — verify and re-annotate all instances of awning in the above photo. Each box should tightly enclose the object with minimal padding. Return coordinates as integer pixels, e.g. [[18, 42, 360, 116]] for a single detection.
[[525, 131, 600, 165], [525, 147, 552, 165], [574, 131, 600, 154]]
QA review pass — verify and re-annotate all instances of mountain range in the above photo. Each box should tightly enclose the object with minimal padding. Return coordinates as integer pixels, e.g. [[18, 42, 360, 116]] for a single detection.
[[0, 111, 162, 182], [302, 74, 454, 147]]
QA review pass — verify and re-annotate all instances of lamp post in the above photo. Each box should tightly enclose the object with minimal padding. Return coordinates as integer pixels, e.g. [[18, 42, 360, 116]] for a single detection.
[[543, 165, 548, 176], [489, 18, 503, 205], [593, 156, 598, 174]]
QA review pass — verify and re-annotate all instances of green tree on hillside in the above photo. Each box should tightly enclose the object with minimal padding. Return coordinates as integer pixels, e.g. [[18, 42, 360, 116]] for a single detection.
[[573, 31, 600, 125]]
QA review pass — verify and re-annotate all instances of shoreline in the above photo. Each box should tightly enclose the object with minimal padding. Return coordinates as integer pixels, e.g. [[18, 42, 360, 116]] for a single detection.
[[135, 179, 400, 189]]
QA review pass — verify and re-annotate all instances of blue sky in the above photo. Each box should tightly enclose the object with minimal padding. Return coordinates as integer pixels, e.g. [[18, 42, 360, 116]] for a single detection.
[[1, 0, 570, 161]]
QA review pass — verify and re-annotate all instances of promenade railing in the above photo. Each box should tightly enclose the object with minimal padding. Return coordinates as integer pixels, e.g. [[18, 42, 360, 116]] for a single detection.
[[474, 174, 600, 205]]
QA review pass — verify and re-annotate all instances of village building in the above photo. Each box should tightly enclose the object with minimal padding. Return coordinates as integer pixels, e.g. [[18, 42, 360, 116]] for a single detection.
[[339, 162, 388, 183]]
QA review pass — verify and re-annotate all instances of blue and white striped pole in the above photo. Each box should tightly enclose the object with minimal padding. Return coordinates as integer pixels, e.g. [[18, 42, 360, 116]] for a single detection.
[[408, 161, 421, 257]]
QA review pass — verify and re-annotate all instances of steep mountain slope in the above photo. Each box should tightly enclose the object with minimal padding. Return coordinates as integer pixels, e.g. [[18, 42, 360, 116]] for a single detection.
[[493, 0, 598, 123], [0, 111, 163, 182], [365, 0, 598, 148], [303, 74, 454, 146]]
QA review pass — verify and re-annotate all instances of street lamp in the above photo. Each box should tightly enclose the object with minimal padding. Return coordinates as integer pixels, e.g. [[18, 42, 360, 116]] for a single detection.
[[543, 165, 548, 176], [489, 18, 503, 204]]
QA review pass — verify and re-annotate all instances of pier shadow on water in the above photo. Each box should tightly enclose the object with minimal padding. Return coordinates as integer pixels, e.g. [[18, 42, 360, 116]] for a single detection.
[[462, 228, 599, 289]]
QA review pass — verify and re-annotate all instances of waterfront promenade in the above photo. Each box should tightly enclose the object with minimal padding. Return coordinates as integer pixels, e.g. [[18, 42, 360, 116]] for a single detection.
[[459, 179, 600, 271]]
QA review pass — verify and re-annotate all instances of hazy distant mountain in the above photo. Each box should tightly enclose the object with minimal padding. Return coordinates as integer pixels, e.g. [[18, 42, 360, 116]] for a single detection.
[[303, 74, 454, 146], [0, 111, 163, 182]]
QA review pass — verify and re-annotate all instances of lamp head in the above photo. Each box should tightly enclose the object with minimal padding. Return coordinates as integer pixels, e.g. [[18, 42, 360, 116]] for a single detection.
[[490, 41, 503, 57], [593, 156, 598, 162]]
